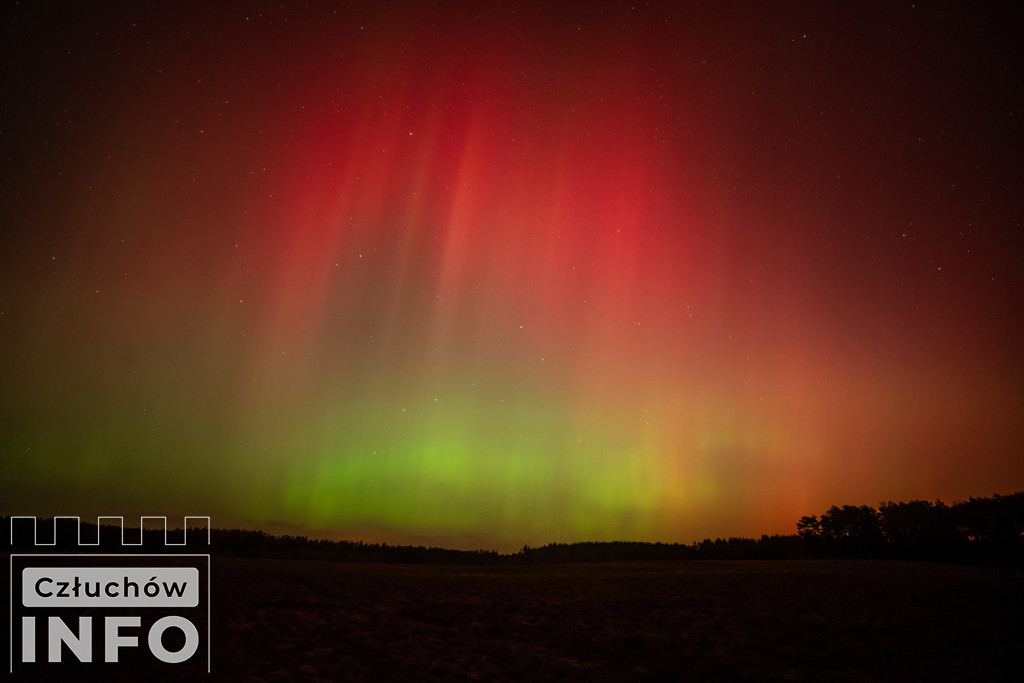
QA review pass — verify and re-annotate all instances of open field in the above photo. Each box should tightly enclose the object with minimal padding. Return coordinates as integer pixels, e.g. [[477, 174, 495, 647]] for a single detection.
[[214, 558, 1019, 681], [6, 558, 1022, 680]]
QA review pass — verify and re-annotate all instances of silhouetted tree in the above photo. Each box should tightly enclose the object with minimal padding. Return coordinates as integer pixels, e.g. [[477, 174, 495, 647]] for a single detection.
[[878, 499, 959, 554], [953, 493, 1024, 542], [796, 515, 821, 539], [814, 505, 884, 555]]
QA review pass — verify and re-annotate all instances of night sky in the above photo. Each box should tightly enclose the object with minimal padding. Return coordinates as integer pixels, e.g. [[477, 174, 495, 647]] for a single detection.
[[2, 2, 1022, 551]]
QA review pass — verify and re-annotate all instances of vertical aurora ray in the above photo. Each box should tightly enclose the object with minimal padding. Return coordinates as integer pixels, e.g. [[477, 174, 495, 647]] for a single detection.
[[1, 3, 1022, 550]]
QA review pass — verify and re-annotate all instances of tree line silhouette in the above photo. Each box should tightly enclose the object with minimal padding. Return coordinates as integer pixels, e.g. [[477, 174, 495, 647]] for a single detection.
[[5, 491, 1022, 565], [794, 493, 1024, 563]]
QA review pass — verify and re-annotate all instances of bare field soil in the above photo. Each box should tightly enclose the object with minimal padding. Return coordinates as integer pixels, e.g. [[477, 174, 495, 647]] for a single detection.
[[6, 558, 1022, 680], [212, 558, 1021, 681]]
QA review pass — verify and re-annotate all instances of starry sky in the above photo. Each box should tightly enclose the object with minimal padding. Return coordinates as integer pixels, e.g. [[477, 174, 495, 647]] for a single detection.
[[2, 1, 1022, 551]]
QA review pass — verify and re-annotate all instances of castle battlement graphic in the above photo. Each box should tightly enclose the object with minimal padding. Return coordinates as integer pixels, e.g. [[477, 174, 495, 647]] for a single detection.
[[8, 516, 210, 546]]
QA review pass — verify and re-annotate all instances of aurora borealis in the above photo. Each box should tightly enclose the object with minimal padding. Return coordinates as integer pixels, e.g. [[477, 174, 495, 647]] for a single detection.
[[2, 2, 1022, 551]]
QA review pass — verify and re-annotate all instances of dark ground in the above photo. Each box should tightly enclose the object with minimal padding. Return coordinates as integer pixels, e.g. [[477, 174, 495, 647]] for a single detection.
[[6, 557, 1022, 681]]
